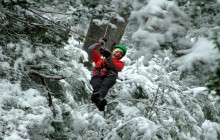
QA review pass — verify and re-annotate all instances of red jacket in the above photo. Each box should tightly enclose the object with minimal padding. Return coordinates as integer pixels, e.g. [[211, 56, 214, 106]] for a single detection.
[[88, 43, 124, 76]]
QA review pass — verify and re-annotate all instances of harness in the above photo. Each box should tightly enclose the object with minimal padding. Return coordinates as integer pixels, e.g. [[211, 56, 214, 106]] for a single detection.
[[94, 58, 117, 77]]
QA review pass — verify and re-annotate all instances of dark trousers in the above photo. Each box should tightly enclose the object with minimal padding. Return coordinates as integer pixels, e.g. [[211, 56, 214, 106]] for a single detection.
[[90, 75, 117, 98]]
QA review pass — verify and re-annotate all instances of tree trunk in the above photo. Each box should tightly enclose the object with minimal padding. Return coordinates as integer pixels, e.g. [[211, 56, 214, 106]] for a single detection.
[[83, 14, 129, 69]]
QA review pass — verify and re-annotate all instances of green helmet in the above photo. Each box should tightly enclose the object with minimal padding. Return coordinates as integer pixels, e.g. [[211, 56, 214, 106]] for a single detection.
[[112, 44, 127, 56]]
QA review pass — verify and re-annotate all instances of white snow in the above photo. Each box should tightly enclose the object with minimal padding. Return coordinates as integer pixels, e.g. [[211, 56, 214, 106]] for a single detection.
[[0, 80, 53, 139], [1, 0, 220, 139], [173, 37, 220, 71], [116, 103, 139, 116], [202, 120, 220, 140]]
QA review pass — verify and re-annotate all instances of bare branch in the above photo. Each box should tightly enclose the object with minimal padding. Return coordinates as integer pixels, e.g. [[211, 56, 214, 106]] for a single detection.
[[29, 69, 66, 80], [148, 84, 160, 120], [26, 64, 50, 70], [4, 12, 44, 29], [26, 9, 84, 35], [32, 8, 78, 16], [42, 78, 53, 107]]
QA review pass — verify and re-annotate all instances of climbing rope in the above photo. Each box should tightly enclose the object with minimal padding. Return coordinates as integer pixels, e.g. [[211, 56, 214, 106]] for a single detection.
[[103, 24, 109, 38]]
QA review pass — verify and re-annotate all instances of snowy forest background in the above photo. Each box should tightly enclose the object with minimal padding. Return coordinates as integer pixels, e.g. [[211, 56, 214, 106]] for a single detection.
[[0, 0, 220, 140]]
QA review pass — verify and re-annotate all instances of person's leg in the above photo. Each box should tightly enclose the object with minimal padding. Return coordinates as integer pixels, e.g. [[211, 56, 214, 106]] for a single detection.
[[97, 98, 107, 111], [90, 76, 103, 103], [98, 75, 117, 98], [90, 75, 102, 93], [96, 75, 116, 111]]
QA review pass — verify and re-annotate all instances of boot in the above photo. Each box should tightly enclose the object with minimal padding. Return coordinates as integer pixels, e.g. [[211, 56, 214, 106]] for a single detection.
[[97, 98, 107, 111], [91, 92, 100, 104]]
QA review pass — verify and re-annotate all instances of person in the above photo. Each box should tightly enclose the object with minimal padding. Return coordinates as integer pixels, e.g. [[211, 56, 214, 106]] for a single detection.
[[87, 37, 127, 111]]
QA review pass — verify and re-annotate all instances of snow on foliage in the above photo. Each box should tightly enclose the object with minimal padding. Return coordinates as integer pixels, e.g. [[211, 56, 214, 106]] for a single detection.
[[0, 80, 53, 140], [1, 0, 220, 139], [202, 120, 220, 140], [1, 41, 220, 140], [130, 0, 190, 64], [173, 37, 220, 72], [42, 47, 216, 140]]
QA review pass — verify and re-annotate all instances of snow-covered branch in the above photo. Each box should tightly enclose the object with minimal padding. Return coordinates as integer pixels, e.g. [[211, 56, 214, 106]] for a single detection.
[[29, 69, 65, 80]]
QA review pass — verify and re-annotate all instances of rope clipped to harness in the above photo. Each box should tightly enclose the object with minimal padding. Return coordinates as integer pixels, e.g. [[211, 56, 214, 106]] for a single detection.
[[99, 36, 111, 59], [99, 24, 111, 57]]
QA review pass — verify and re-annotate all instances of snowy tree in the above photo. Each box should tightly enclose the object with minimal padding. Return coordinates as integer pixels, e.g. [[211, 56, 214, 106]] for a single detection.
[[128, 0, 220, 96], [0, 0, 220, 140]]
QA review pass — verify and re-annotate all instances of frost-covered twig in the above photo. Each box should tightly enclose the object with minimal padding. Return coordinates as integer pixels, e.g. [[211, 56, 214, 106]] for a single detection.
[[29, 69, 65, 80], [26, 64, 50, 70], [148, 84, 160, 120], [25, 8, 87, 39], [0, 20, 27, 40], [104, 119, 134, 140], [42, 78, 53, 107], [32, 8, 78, 16], [4, 12, 36, 28], [107, 97, 141, 105]]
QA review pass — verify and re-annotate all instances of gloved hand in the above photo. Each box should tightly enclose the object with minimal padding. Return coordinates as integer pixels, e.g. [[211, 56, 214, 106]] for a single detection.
[[100, 47, 111, 58], [98, 37, 108, 46], [99, 40, 106, 46], [101, 59, 108, 67]]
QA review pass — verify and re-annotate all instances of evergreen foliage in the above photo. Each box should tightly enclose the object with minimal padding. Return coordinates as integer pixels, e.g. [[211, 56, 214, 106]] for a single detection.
[[207, 65, 220, 96], [0, 0, 220, 140]]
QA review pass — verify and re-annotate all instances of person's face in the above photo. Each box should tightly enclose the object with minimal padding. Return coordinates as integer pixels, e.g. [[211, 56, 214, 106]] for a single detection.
[[111, 48, 124, 60]]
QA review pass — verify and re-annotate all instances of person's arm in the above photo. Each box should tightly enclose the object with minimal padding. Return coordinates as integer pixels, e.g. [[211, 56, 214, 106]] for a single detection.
[[88, 43, 100, 57], [105, 58, 124, 72], [87, 43, 101, 63], [87, 38, 107, 63]]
